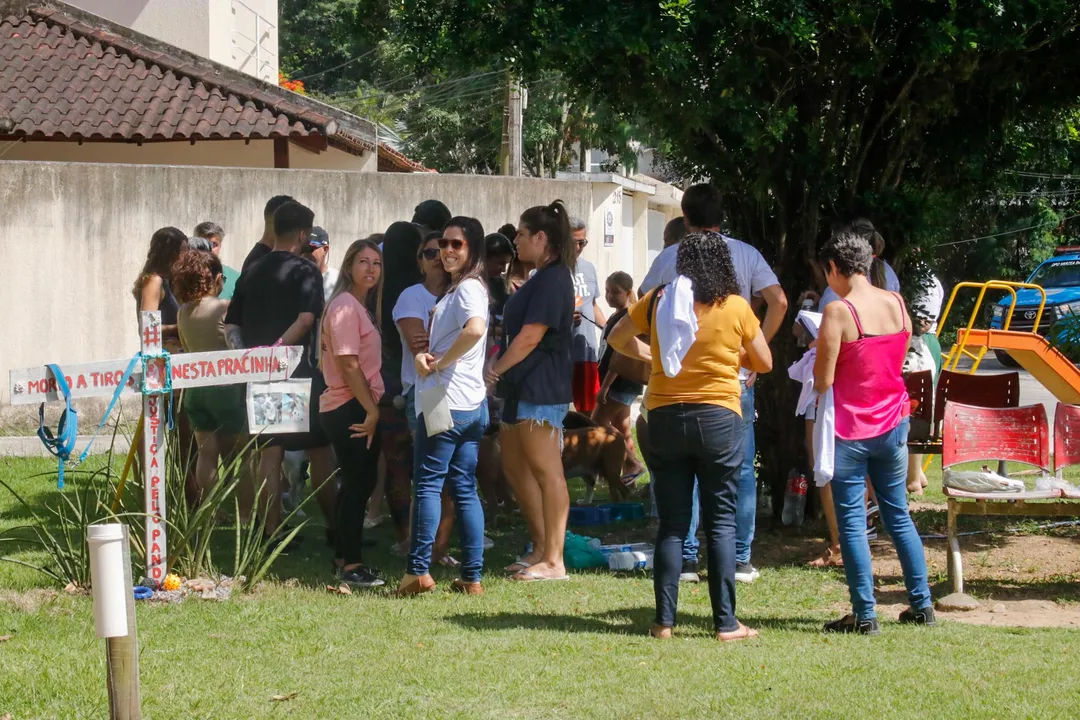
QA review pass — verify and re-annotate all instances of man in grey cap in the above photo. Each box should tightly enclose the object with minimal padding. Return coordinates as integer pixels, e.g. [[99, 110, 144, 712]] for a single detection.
[[301, 226, 338, 301]]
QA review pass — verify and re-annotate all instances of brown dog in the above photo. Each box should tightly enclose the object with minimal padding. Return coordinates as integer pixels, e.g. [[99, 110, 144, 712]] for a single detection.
[[477, 411, 630, 507]]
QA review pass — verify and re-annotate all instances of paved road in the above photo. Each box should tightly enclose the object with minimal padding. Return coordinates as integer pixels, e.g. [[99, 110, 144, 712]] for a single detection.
[[960, 353, 1060, 435]]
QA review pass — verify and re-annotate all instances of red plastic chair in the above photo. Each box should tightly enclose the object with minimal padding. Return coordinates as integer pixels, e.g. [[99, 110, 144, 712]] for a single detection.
[[941, 401, 1054, 595], [1053, 403, 1080, 498], [942, 402, 1050, 480]]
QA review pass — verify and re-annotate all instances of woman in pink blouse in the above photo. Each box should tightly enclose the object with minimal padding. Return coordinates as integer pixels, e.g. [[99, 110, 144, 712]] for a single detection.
[[319, 239, 386, 589]]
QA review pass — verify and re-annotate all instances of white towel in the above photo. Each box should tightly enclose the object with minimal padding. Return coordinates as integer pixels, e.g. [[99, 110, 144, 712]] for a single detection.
[[787, 349, 835, 486], [655, 274, 698, 378], [813, 389, 835, 487]]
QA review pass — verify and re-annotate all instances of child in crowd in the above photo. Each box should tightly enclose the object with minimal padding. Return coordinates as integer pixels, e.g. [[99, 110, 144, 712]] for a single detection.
[[592, 271, 645, 483]]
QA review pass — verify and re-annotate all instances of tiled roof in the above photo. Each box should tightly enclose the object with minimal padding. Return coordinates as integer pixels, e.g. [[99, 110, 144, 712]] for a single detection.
[[0, 2, 430, 171]]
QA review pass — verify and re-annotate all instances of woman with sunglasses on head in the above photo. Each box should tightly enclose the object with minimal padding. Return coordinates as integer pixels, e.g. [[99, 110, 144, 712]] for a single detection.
[[391, 232, 457, 560], [485, 201, 576, 582], [318, 239, 387, 588], [398, 218, 490, 595]]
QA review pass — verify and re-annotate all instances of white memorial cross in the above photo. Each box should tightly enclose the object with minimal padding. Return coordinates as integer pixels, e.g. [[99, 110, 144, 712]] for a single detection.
[[9, 311, 301, 586]]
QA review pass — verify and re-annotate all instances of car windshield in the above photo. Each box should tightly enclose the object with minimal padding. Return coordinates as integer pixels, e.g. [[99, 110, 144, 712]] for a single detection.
[[1029, 259, 1080, 288]]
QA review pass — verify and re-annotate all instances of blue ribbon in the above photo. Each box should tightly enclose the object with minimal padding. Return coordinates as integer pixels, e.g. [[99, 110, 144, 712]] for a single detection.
[[39, 348, 175, 488]]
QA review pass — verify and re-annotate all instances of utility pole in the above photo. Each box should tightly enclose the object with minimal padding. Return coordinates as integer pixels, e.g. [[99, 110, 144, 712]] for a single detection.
[[508, 74, 523, 177]]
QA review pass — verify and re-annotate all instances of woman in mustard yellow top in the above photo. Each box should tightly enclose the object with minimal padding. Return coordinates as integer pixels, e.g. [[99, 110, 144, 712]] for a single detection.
[[609, 231, 772, 642]]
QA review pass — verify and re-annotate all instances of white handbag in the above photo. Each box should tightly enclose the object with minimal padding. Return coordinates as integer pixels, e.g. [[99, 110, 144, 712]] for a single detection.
[[419, 372, 454, 436]]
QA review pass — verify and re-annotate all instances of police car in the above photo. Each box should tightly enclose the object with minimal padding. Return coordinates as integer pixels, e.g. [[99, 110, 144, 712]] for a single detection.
[[991, 246, 1080, 366]]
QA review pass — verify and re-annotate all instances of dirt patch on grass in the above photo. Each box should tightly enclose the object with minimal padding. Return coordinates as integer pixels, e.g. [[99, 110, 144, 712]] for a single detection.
[[755, 521, 1080, 627], [938, 600, 1080, 628], [0, 588, 59, 613]]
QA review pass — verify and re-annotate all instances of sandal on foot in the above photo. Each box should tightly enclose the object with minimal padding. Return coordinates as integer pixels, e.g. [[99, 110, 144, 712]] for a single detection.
[[716, 623, 759, 642], [649, 625, 673, 639], [619, 470, 646, 489], [511, 570, 570, 583], [504, 560, 530, 574], [807, 547, 843, 568], [396, 574, 436, 597]]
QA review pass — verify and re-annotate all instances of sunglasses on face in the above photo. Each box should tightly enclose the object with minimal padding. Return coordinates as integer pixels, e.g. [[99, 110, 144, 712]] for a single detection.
[[438, 237, 466, 251], [576, 239, 588, 249], [419, 247, 440, 260]]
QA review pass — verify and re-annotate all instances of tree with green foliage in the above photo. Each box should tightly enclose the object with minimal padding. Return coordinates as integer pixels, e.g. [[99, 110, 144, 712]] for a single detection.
[[278, 1, 646, 175], [388, 0, 1080, 502]]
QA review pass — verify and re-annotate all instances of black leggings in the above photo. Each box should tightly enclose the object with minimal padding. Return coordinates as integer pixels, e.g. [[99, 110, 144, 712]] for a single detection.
[[321, 399, 381, 566]]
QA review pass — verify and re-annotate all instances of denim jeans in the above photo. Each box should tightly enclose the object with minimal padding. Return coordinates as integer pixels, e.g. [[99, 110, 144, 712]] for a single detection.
[[735, 382, 757, 565], [408, 405, 488, 583], [833, 418, 931, 620], [684, 382, 756, 564], [649, 403, 744, 633]]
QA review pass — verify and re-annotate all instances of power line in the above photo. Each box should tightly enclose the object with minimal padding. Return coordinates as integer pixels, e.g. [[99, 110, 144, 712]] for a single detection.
[[936, 213, 1080, 248], [1005, 170, 1080, 180], [293, 46, 379, 82]]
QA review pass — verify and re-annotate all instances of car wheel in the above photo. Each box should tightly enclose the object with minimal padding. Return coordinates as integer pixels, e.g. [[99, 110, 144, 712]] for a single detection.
[[994, 350, 1021, 368]]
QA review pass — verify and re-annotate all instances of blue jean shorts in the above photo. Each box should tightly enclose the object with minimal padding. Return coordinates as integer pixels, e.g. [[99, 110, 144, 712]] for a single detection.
[[505, 402, 571, 429], [608, 389, 640, 407]]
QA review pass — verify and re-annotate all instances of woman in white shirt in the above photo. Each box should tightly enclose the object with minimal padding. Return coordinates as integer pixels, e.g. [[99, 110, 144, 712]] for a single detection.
[[397, 217, 490, 596]]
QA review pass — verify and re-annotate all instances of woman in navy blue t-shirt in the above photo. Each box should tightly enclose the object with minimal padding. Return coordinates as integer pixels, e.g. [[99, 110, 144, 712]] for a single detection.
[[485, 200, 576, 582]]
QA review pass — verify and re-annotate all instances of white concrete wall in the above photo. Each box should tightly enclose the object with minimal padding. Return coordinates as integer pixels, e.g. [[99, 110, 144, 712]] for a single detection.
[[0, 160, 599, 426], [3, 140, 373, 172], [69, 0, 212, 59], [68, 0, 279, 82]]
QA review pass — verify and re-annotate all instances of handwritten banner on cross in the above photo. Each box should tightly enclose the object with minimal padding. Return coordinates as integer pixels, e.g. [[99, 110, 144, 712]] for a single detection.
[[10, 310, 303, 585], [9, 346, 303, 405]]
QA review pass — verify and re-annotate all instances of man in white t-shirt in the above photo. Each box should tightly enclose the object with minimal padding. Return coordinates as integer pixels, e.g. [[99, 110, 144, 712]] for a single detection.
[[639, 185, 788, 584], [569, 217, 608, 413]]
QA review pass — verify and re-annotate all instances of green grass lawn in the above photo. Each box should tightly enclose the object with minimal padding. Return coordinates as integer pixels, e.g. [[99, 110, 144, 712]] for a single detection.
[[3, 455, 1080, 719]]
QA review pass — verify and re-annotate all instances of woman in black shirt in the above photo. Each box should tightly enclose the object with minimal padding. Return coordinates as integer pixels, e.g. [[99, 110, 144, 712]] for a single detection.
[[485, 201, 576, 582], [592, 271, 646, 481]]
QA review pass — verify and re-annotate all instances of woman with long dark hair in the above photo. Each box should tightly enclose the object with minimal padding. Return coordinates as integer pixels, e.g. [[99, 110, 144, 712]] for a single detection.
[[398, 217, 490, 595], [318, 239, 386, 588], [374, 222, 425, 553], [813, 231, 932, 633], [609, 232, 772, 641], [484, 201, 576, 582], [132, 226, 188, 349]]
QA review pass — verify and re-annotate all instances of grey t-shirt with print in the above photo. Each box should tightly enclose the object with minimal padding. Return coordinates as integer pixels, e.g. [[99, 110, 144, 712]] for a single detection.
[[571, 258, 601, 363]]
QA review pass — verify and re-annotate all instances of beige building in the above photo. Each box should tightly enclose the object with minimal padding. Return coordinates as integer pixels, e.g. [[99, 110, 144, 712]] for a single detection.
[[68, 0, 281, 83]]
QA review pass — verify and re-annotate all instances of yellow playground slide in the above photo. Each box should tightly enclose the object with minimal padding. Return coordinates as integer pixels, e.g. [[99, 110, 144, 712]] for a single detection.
[[941, 281, 1080, 403]]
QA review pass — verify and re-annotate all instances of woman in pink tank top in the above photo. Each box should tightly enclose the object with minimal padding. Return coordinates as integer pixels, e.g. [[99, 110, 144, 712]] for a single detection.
[[813, 231, 933, 635]]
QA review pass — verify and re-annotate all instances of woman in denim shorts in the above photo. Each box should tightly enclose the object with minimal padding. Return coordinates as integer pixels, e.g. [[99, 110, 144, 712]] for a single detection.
[[486, 201, 577, 582]]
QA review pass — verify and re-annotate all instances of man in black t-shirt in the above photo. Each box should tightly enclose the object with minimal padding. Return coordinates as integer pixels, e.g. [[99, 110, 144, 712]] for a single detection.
[[225, 201, 336, 539], [240, 194, 295, 274]]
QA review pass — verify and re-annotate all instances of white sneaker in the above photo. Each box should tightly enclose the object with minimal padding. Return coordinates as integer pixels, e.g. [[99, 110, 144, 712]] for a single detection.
[[735, 563, 760, 584], [483, 535, 495, 550]]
